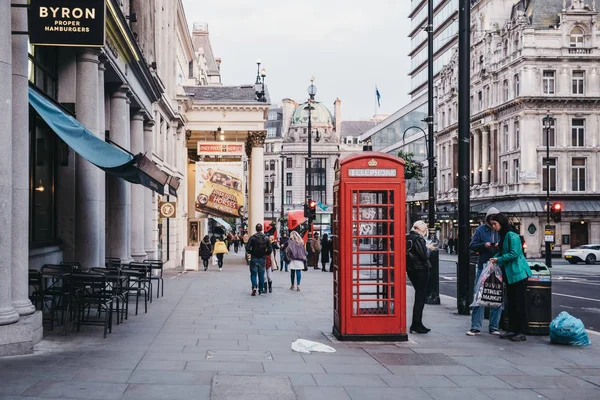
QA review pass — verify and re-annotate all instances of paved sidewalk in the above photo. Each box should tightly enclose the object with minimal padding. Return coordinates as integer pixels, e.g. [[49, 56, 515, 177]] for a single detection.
[[1, 252, 600, 400]]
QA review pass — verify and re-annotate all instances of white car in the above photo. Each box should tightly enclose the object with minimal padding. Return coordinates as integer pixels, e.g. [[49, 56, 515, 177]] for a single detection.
[[564, 244, 600, 265]]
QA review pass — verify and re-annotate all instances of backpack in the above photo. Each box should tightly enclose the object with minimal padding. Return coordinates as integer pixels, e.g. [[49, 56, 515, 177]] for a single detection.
[[251, 233, 271, 258]]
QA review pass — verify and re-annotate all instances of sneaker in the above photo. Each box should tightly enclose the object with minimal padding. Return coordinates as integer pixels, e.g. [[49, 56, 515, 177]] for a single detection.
[[290, 285, 295, 290], [489, 329, 500, 336], [510, 333, 527, 342], [500, 331, 517, 339], [466, 329, 481, 336], [219, 268, 222, 272], [251, 288, 257, 296]]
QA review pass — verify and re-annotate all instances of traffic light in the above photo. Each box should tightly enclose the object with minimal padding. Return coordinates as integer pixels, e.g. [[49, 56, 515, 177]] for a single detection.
[[308, 199, 317, 220], [303, 203, 310, 218], [550, 203, 562, 223]]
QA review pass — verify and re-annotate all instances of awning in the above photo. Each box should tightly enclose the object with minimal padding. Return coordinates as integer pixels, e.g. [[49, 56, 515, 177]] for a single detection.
[[210, 216, 232, 231], [29, 86, 169, 195], [167, 176, 181, 197]]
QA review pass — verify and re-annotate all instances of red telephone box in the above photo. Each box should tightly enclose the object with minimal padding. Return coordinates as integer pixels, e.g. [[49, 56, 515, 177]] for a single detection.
[[332, 153, 407, 341]]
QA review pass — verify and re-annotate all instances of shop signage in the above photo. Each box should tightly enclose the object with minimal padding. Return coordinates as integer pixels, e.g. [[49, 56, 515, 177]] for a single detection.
[[29, 0, 106, 47], [159, 202, 177, 219], [348, 168, 397, 177], [197, 142, 245, 157]]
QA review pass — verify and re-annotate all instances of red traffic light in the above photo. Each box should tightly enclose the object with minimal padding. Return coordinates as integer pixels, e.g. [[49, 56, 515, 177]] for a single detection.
[[309, 200, 317, 209], [552, 203, 561, 211]]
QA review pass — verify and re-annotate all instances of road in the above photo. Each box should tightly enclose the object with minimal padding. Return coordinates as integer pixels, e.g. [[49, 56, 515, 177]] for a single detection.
[[436, 254, 600, 331]]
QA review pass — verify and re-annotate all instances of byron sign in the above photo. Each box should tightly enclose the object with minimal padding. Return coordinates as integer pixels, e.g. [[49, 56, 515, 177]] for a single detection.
[[29, 0, 106, 47]]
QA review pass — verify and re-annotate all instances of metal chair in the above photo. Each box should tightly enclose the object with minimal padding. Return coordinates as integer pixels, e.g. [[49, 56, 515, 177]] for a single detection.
[[70, 273, 114, 338], [40, 264, 74, 333], [143, 259, 164, 299]]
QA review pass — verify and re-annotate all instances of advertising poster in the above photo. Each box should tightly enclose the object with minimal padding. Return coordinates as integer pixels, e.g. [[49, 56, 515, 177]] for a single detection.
[[195, 162, 245, 218]]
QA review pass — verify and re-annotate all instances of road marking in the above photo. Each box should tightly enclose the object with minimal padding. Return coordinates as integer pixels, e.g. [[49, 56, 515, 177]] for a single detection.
[[587, 329, 600, 336], [559, 305, 574, 309], [553, 293, 600, 303]]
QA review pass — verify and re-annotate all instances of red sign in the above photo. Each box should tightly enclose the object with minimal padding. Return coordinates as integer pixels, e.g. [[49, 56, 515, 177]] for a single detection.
[[197, 142, 245, 156]]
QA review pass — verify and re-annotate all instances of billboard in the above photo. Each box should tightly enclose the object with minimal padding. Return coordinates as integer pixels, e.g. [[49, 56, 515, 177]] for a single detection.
[[197, 142, 245, 157], [195, 162, 245, 219]]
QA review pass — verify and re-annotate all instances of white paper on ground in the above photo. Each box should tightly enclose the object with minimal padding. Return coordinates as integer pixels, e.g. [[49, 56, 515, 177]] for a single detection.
[[291, 339, 336, 354]]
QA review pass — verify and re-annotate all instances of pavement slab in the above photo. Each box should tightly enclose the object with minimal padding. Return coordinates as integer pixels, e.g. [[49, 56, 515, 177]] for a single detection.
[[0, 253, 599, 399]]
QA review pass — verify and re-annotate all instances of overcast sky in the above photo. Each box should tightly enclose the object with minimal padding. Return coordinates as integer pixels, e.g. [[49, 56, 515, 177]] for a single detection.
[[181, 0, 411, 121]]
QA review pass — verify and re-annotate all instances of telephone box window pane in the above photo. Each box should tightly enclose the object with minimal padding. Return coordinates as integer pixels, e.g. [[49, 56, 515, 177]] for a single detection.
[[359, 300, 389, 315]]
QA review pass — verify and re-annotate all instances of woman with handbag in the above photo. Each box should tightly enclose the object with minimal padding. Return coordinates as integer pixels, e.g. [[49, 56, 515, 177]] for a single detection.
[[199, 235, 213, 271], [286, 231, 307, 291], [213, 237, 229, 271], [488, 213, 532, 342], [406, 220, 432, 334]]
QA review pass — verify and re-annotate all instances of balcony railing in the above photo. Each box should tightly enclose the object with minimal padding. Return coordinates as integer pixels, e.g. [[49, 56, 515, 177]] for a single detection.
[[568, 47, 592, 55]]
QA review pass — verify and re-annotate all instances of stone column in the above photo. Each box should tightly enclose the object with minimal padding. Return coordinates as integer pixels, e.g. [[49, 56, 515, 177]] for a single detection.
[[481, 127, 490, 184], [97, 56, 106, 264], [248, 131, 266, 234], [130, 112, 146, 261], [11, 0, 35, 315], [473, 130, 481, 185], [0, 0, 19, 326], [107, 86, 131, 262], [75, 49, 102, 267], [143, 121, 156, 258]]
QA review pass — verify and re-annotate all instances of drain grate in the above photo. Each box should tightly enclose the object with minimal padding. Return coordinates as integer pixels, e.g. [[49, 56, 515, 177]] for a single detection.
[[372, 352, 458, 366]]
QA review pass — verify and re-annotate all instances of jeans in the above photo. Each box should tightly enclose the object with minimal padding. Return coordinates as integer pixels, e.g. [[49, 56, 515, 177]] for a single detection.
[[202, 258, 209, 269], [216, 254, 224, 269], [280, 252, 288, 271], [250, 258, 266, 289], [407, 268, 429, 327], [290, 270, 302, 286], [471, 266, 503, 331], [507, 278, 528, 334]]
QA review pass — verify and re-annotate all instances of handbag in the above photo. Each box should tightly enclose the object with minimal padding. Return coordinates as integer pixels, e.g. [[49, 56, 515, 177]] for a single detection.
[[212, 255, 218, 266]]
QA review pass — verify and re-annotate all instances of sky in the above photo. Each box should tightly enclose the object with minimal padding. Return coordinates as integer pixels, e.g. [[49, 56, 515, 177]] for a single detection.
[[181, 0, 411, 121]]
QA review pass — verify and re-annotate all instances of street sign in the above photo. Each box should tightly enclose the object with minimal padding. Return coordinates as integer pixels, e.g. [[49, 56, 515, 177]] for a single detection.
[[545, 235, 554, 242]]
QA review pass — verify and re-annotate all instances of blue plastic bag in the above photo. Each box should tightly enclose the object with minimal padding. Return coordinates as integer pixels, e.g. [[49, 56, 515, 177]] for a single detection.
[[549, 311, 590, 346]]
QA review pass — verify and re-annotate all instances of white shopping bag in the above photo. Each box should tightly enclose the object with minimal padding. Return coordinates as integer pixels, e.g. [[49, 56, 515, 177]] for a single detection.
[[291, 339, 336, 354], [212, 255, 218, 266]]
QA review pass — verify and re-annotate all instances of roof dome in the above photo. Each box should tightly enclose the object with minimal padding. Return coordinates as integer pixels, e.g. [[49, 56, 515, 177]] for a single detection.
[[291, 102, 334, 127]]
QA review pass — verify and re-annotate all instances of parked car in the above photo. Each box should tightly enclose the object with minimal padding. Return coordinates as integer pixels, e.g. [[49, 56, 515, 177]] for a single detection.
[[563, 244, 600, 265]]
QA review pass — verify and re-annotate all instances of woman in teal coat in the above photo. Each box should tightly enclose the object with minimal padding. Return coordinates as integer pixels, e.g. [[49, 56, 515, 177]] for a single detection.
[[489, 213, 532, 342]]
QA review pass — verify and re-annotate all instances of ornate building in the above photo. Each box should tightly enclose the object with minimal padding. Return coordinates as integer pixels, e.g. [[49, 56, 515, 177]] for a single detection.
[[436, 0, 600, 257]]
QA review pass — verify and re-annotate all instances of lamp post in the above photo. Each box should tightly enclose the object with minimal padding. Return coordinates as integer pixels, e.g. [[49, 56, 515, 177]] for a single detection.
[[402, 125, 439, 305], [306, 78, 318, 228], [255, 60, 267, 102], [543, 113, 553, 269], [280, 152, 286, 232]]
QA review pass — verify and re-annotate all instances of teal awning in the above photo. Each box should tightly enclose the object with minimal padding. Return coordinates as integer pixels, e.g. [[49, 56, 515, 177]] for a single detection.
[[28, 86, 173, 196]]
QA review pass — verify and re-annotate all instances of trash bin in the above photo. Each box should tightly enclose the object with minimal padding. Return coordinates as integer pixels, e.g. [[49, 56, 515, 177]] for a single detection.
[[499, 262, 551, 335]]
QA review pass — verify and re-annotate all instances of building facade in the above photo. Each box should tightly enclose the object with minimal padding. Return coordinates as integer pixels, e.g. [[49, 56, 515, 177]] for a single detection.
[[436, 0, 600, 257]]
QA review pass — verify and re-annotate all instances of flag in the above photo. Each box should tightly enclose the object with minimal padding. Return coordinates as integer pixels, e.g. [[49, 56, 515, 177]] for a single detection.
[[375, 86, 381, 108]]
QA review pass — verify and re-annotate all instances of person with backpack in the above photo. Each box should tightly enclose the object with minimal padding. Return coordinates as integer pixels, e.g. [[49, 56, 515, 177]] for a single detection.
[[488, 213, 532, 342], [406, 220, 432, 334], [246, 223, 273, 296], [199, 235, 213, 271], [213, 237, 228, 271], [467, 207, 502, 336], [286, 231, 307, 291], [310, 232, 321, 270]]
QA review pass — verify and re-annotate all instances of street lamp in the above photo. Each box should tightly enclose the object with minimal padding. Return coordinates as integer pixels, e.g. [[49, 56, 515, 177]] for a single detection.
[[280, 152, 286, 233], [543, 113, 554, 269], [306, 77, 321, 228], [255, 59, 267, 102]]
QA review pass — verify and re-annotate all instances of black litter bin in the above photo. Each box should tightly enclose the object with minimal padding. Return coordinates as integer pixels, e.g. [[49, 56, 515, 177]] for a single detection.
[[500, 262, 552, 335]]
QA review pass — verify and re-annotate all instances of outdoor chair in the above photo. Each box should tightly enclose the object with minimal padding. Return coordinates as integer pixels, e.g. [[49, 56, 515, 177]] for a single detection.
[[90, 268, 128, 324], [143, 259, 164, 299], [70, 273, 115, 338], [60, 261, 82, 270], [121, 263, 150, 315], [40, 264, 74, 333], [105, 257, 121, 270]]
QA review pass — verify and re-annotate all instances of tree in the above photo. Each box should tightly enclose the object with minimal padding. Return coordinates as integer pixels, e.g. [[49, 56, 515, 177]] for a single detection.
[[397, 150, 424, 181]]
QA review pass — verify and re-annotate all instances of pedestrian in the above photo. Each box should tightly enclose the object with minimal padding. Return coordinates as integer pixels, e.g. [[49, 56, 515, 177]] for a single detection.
[[227, 231, 234, 250], [310, 232, 321, 270], [447, 235, 454, 254], [210, 234, 217, 247], [406, 220, 432, 334], [213, 237, 228, 271], [279, 232, 289, 272], [320, 233, 332, 272], [199, 235, 213, 271], [488, 213, 532, 342], [246, 224, 273, 296], [467, 207, 502, 336], [271, 236, 280, 271], [233, 234, 240, 253], [286, 231, 307, 291], [263, 237, 275, 293]]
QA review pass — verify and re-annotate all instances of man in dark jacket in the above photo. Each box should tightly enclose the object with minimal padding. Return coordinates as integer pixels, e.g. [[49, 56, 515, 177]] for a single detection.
[[406, 221, 431, 334], [246, 224, 273, 296], [279, 232, 289, 272], [467, 207, 501, 336]]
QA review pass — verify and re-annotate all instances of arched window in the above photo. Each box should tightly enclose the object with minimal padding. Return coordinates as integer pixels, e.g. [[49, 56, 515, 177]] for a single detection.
[[570, 27, 584, 48]]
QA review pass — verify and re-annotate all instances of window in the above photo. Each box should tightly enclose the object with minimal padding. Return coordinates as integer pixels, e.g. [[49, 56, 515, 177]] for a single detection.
[[570, 27, 584, 48], [542, 158, 557, 192], [572, 158, 586, 192], [571, 119, 585, 147], [513, 159, 519, 183], [441, 112, 445, 129], [503, 80, 509, 102], [503, 40, 508, 58], [269, 160, 276, 171], [514, 74, 520, 97], [266, 127, 277, 138], [503, 161, 509, 184], [286, 173, 292, 186], [572, 71, 584, 95], [543, 70, 555, 94], [542, 118, 556, 147], [286, 157, 292, 168], [265, 202, 269, 211], [285, 190, 292, 205], [441, 175, 446, 192], [188, 60, 194, 79], [514, 121, 520, 149], [503, 124, 509, 151], [28, 45, 58, 99], [478, 91, 482, 111]]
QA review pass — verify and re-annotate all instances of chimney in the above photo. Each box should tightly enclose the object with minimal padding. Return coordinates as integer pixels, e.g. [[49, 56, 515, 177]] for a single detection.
[[334, 98, 342, 135]]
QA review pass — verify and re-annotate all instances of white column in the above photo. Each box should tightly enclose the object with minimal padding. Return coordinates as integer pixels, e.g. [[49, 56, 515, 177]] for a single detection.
[[11, 0, 35, 315], [130, 112, 146, 261], [107, 86, 131, 262], [75, 49, 102, 268], [143, 121, 156, 258], [473, 131, 481, 185], [481, 128, 489, 184], [97, 57, 106, 264], [249, 131, 266, 234], [0, 0, 19, 326]]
